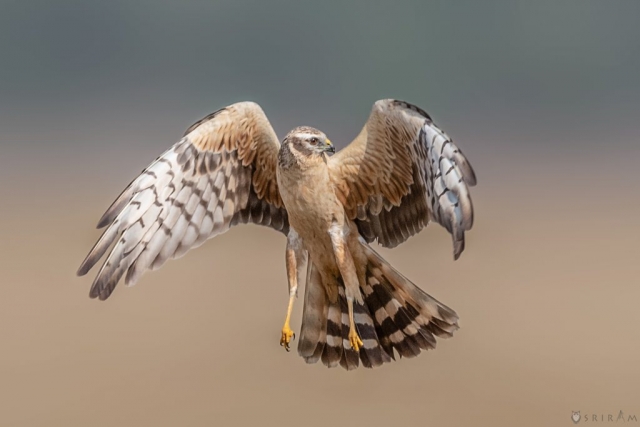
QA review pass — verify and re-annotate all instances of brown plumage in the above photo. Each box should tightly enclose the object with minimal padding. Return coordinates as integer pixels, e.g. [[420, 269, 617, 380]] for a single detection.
[[77, 102, 288, 300], [77, 99, 477, 370], [330, 100, 476, 257]]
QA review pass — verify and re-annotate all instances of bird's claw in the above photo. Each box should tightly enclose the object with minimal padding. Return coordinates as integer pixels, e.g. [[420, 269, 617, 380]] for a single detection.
[[349, 329, 363, 352], [280, 325, 295, 352]]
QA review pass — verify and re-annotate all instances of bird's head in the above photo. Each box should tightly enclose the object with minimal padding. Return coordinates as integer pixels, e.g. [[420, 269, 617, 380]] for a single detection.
[[283, 126, 334, 157]]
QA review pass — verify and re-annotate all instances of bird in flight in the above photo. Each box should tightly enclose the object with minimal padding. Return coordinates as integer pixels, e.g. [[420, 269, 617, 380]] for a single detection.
[[78, 99, 477, 370]]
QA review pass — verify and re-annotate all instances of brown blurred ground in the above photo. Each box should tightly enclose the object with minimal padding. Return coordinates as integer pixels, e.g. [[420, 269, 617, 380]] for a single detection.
[[1, 129, 638, 426]]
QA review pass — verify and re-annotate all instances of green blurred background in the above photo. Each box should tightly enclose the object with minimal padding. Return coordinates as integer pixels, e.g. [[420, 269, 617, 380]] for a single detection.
[[1, 1, 639, 426]]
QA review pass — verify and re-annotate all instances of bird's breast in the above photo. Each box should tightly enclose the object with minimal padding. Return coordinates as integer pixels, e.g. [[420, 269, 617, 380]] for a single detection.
[[277, 162, 342, 243]]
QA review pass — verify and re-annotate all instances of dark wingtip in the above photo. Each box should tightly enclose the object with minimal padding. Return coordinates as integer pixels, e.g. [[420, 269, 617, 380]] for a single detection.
[[77, 253, 99, 277], [457, 148, 478, 187], [77, 256, 94, 276], [77, 265, 88, 277], [88, 280, 102, 300], [467, 195, 475, 230], [96, 215, 112, 229], [88, 285, 112, 301], [465, 164, 478, 187], [453, 236, 465, 260]]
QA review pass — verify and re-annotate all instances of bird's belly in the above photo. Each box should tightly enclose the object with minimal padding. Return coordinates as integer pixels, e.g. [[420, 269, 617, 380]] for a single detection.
[[279, 177, 341, 254], [286, 192, 336, 244]]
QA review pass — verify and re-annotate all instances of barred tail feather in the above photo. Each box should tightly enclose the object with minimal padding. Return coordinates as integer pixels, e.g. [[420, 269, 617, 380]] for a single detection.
[[323, 297, 344, 368], [352, 293, 391, 368], [297, 264, 327, 365], [298, 243, 458, 370]]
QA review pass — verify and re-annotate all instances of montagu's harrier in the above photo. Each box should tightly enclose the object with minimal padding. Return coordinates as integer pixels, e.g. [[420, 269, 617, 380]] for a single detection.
[[78, 99, 477, 370]]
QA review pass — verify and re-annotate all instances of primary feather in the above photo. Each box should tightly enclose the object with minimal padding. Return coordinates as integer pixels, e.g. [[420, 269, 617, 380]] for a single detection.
[[77, 102, 288, 300], [329, 99, 476, 259]]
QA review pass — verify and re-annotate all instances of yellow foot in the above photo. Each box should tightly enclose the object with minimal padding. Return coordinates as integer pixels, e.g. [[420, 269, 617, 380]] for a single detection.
[[349, 329, 363, 352], [280, 325, 295, 352]]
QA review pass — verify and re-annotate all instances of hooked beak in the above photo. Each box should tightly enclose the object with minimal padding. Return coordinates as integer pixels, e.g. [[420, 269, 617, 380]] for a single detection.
[[323, 139, 335, 154]]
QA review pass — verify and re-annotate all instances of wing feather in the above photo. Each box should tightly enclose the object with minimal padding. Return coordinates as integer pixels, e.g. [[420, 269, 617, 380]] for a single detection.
[[329, 99, 476, 259], [78, 102, 288, 299]]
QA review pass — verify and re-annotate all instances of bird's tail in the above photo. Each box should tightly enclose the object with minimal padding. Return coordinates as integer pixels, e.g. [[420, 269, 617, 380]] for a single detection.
[[297, 242, 459, 370]]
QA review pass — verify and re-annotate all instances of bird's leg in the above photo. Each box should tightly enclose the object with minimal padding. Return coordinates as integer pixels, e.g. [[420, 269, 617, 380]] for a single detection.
[[281, 230, 307, 352], [329, 222, 363, 352], [346, 297, 362, 351], [280, 288, 295, 352]]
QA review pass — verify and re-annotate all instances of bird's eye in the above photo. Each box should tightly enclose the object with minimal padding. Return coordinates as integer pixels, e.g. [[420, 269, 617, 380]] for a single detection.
[[309, 137, 318, 145]]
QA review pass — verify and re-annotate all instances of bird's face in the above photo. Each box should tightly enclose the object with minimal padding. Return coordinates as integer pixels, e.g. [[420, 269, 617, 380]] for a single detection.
[[284, 126, 335, 157]]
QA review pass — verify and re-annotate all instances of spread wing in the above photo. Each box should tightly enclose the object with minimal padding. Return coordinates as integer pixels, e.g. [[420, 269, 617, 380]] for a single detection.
[[329, 99, 477, 259], [77, 101, 288, 300]]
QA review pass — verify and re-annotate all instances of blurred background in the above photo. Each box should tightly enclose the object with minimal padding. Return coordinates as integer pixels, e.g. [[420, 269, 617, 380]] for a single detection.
[[1, 1, 639, 426]]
